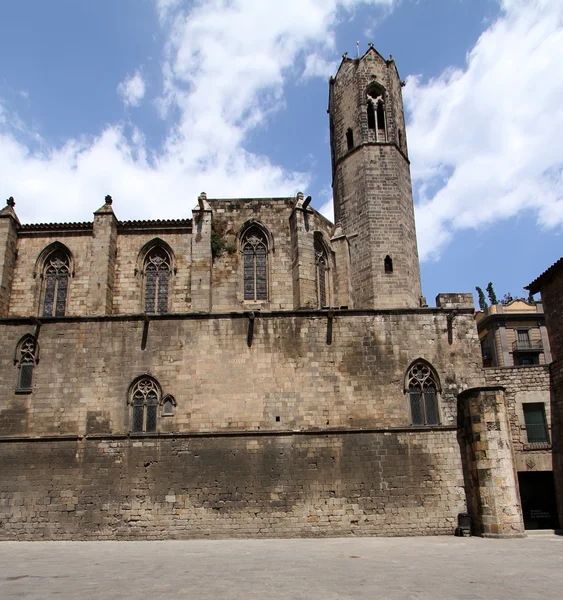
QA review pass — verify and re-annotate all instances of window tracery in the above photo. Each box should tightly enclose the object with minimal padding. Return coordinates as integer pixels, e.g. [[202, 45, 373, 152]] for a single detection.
[[130, 377, 160, 433], [42, 249, 70, 317], [406, 361, 440, 426], [15, 336, 37, 392], [144, 247, 171, 314], [315, 240, 328, 308], [242, 227, 268, 301]]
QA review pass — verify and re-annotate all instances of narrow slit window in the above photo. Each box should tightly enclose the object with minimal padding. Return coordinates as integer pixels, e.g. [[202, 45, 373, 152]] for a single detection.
[[367, 103, 376, 130], [346, 128, 354, 151], [376, 102, 386, 141], [384, 255, 393, 274]]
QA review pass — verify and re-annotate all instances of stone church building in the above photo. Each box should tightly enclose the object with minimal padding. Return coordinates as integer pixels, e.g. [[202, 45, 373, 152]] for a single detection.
[[0, 48, 529, 539]]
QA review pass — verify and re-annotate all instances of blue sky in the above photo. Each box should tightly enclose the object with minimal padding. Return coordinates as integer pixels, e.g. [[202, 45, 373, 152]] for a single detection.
[[0, 0, 562, 306]]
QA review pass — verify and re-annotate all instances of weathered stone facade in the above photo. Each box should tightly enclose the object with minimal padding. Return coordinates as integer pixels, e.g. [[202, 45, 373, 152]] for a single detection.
[[0, 48, 528, 539]]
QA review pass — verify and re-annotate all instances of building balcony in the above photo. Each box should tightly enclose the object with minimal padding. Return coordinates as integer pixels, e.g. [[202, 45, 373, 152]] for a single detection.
[[512, 339, 543, 352]]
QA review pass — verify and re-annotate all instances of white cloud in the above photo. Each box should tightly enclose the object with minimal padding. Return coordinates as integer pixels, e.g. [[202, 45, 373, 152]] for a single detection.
[[117, 71, 146, 107], [303, 54, 340, 80], [0, 0, 398, 224], [405, 0, 563, 260]]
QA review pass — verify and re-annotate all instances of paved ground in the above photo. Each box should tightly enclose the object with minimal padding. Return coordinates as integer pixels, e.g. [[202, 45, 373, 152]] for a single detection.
[[0, 535, 561, 599]]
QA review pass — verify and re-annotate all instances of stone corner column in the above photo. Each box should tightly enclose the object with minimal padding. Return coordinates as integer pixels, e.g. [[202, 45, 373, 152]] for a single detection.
[[89, 195, 118, 315], [459, 386, 525, 538], [0, 197, 20, 317], [191, 192, 212, 312], [289, 192, 316, 309]]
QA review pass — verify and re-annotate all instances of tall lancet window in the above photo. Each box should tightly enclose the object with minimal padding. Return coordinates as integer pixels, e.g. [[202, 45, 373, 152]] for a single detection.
[[315, 240, 328, 308], [406, 361, 440, 426], [145, 247, 171, 314], [42, 249, 70, 317], [243, 227, 268, 301]]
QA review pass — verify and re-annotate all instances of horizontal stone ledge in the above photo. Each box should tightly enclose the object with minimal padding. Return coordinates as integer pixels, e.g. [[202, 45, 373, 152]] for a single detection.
[[0, 306, 475, 325], [0, 424, 458, 444]]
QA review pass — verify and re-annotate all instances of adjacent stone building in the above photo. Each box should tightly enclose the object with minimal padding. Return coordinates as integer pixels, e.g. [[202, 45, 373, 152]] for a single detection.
[[0, 47, 528, 539], [528, 258, 563, 530]]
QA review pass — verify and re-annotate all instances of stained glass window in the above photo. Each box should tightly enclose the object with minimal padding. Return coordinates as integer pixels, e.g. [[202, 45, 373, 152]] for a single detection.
[[242, 228, 268, 301], [406, 362, 440, 426], [130, 378, 160, 433], [16, 336, 37, 391], [315, 240, 328, 308], [144, 247, 171, 314], [42, 250, 70, 317]]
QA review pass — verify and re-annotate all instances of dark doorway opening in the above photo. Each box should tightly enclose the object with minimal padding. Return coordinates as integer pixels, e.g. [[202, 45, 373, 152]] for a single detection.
[[518, 471, 559, 529]]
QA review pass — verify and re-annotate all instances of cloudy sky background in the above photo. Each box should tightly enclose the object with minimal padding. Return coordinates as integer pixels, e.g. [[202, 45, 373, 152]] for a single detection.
[[0, 0, 561, 304]]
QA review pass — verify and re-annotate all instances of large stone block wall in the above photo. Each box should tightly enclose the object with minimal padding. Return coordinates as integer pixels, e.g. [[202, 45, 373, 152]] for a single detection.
[[0, 310, 482, 438], [0, 430, 466, 540], [484, 366, 552, 471]]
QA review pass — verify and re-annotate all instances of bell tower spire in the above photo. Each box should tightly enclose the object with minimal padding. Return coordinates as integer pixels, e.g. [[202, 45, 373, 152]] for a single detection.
[[328, 46, 422, 308]]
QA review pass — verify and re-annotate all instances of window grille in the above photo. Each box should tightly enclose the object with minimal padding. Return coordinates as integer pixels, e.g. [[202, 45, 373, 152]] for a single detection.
[[406, 362, 440, 425], [523, 403, 549, 445], [42, 250, 70, 317], [130, 378, 160, 433], [242, 228, 268, 301], [16, 337, 37, 391], [315, 240, 328, 308], [144, 247, 171, 314]]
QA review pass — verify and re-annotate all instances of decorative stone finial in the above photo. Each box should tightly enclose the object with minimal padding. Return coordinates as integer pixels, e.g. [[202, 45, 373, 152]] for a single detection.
[[342, 52, 348, 59], [105, 195, 113, 205], [6, 197, 15, 208], [369, 42, 374, 48], [389, 54, 394, 61], [198, 192, 207, 202]]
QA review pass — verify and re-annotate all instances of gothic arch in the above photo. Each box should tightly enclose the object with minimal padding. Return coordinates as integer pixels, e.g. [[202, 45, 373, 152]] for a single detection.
[[14, 334, 39, 392], [127, 375, 163, 433], [366, 82, 387, 142], [313, 231, 334, 308], [238, 221, 273, 303], [403, 358, 442, 393], [136, 239, 175, 314], [404, 358, 442, 426], [35, 242, 73, 317]]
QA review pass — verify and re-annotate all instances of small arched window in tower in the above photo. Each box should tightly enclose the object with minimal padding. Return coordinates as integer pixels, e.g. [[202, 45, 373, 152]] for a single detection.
[[366, 83, 387, 143], [162, 394, 176, 416], [346, 128, 354, 151], [144, 247, 171, 314], [15, 335, 37, 392], [130, 377, 160, 433], [384, 255, 393, 274], [42, 248, 71, 317], [243, 227, 268, 302], [406, 361, 440, 426], [315, 240, 329, 308]]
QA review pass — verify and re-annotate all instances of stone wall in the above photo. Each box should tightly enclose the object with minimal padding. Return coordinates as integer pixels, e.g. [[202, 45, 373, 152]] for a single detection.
[[484, 366, 552, 471], [0, 430, 465, 540], [0, 310, 482, 437]]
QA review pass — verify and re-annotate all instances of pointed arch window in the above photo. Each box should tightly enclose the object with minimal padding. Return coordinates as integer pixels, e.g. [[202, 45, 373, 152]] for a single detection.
[[243, 227, 268, 301], [406, 361, 440, 426], [315, 240, 329, 308], [367, 84, 387, 142], [144, 247, 171, 314], [15, 336, 38, 392], [129, 377, 161, 433], [42, 249, 70, 317]]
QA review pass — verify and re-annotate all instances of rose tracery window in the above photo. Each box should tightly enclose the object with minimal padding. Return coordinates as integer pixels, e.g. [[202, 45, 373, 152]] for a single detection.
[[42, 250, 70, 317], [16, 336, 37, 392], [243, 228, 268, 301], [315, 240, 328, 308], [130, 378, 160, 433], [406, 361, 440, 426], [144, 247, 171, 314]]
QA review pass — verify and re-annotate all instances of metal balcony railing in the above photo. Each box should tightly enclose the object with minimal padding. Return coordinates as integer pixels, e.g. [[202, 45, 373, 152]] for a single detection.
[[512, 339, 543, 352]]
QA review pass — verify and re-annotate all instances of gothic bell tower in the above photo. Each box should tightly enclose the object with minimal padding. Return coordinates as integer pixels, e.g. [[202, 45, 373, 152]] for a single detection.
[[328, 46, 422, 309]]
